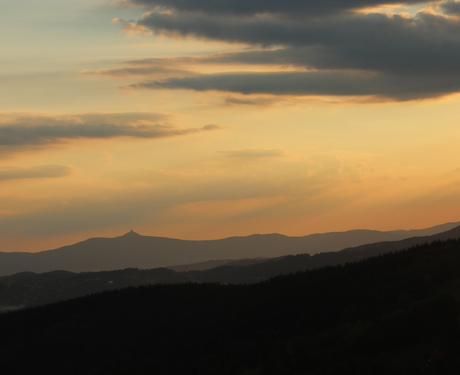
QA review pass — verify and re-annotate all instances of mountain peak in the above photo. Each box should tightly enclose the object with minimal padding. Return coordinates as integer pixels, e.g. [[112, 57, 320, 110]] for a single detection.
[[122, 229, 141, 238]]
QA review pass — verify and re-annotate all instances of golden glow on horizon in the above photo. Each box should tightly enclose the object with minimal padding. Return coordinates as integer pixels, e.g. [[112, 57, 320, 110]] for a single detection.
[[1, 0, 460, 252]]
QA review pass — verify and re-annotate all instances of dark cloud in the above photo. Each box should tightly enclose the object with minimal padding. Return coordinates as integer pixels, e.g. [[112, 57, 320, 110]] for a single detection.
[[137, 10, 460, 49], [130, 70, 460, 100], [125, 0, 424, 16], [137, 11, 334, 46], [440, 0, 460, 14], [0, 165, 73, 181], [203, 44, 460, 77], [111, 1, 460, 100], [117, 38, 460, 77], [221, 149, 286, 158]]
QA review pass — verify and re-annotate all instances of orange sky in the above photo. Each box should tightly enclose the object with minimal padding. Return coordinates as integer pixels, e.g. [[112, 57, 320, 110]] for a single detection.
[[1, 0, 460, 252]]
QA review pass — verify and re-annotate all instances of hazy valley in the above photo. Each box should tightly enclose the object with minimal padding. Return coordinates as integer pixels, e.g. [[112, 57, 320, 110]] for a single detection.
[[2, 222, 460, 312]]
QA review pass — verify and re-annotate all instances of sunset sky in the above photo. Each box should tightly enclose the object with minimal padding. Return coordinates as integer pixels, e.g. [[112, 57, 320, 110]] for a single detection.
[[2, 0, 460, 252]]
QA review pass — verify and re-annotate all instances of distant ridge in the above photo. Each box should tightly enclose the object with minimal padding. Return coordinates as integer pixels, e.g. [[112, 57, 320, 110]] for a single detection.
[[3, 225, 460, 310], [341, 223, 460, 255], [0, 221, 459, 276], [190, 224, 460, 284]]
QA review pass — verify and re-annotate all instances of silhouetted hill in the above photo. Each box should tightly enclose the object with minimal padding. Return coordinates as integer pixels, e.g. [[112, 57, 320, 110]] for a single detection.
[[166, 257, 271, 272], [3, 224, 460, 311], [341, 223, 460, 255], [1, 238, 460, 374], [187, 224, 460, 283], [0, 268, 189, 312], [0, 222, 458, 276]]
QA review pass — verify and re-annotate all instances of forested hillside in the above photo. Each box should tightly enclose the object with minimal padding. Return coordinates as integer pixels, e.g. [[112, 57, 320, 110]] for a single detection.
[[1, 239, 460, 374]]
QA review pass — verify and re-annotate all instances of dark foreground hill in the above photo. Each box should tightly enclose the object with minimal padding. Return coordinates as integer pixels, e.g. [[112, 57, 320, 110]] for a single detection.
[[0, 221, 457, 276], [2, 239, 460, 374]]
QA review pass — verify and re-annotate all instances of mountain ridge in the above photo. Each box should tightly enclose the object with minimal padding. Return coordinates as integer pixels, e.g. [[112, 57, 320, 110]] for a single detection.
[[0, 221, 459, 276], [3, 224, 460, 310]]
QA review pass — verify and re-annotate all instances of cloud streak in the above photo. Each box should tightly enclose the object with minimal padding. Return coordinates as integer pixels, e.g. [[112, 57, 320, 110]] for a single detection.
[[221, 149, 286, 158], [125, 0, 424, 16], [83, 65, 195, 78], [130, 70, 460, 100], [0, 112, 221, 147], [0, 165, 73, 181], [0, 123, 218, 146]]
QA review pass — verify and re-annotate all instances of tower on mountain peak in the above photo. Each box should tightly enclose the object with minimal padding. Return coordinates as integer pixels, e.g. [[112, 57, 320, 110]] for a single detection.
[[123, 228, 141, 237]]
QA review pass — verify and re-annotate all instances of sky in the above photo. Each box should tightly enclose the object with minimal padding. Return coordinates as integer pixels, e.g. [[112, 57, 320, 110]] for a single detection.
[[1, 0, 460, 252]]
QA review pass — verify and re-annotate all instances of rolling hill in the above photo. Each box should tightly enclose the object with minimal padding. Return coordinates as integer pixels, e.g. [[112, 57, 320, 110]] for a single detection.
[[0, 221, 458, 276], [3, 223, 460, 311]]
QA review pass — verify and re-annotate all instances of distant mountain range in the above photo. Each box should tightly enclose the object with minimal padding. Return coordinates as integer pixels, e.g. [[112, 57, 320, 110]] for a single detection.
[[0, 221, 459, 276], [2, 223, 460, 311], [191, 223, 460, 283]]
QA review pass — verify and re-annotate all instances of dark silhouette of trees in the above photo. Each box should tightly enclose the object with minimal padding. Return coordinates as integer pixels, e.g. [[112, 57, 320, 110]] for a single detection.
[[1, 239, 460, 374]]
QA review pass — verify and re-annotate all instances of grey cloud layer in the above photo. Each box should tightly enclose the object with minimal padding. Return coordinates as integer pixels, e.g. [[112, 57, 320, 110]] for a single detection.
[[127, 0, 424, 16], [114, 1, 460, 100], [137, 10, 460, 56], [139, 11, 349, 46], [0, 165, 72, 181], [441, 0, 460, 14], [131, 70, 460, 100]]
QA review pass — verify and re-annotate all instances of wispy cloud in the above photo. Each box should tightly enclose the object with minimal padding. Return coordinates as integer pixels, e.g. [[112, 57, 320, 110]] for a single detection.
[[0, 149, 403, 237], [82, 65, 195, 78], [223, 96, 282, 106], [221, 149, 287, 159], [0, 112, 222, 148], [0, 165, 73, 181], [0, 112, 167, 127], [112, 17, 153, 36], [0, 123, 219, 146]]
